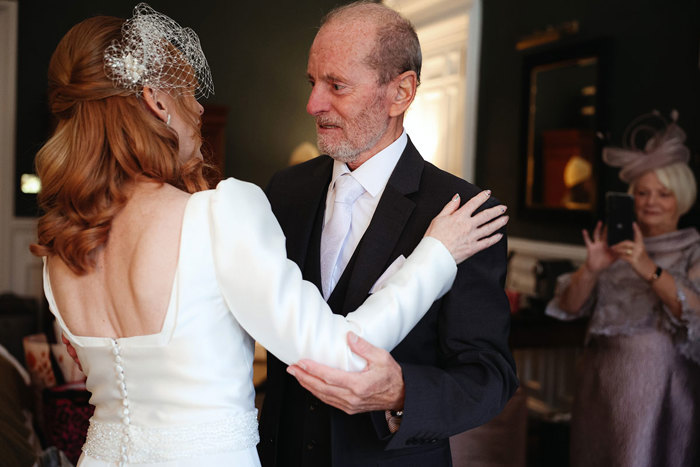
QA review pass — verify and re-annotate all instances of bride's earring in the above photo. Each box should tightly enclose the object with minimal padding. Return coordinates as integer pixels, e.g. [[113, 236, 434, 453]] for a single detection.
[[166, 114, 171, 127]]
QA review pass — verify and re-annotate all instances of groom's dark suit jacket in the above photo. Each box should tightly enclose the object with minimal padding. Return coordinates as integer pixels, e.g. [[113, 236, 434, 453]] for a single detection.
[[259, 138, 518, 467]]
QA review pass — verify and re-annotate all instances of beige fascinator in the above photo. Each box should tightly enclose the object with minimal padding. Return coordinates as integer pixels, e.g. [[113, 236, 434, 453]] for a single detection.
[[602, 110, 690, 183]]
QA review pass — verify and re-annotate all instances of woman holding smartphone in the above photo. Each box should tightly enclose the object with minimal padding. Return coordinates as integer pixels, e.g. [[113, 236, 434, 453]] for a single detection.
[[546, 112, 699, 467]]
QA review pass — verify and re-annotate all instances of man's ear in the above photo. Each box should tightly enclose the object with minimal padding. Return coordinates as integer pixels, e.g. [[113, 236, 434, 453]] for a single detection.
[[141, 86, 169, 123], [388, 71, 417, 118]]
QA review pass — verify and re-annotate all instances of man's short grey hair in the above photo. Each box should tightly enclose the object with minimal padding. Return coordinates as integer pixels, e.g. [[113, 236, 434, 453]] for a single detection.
[[321, 1, 422, 86]]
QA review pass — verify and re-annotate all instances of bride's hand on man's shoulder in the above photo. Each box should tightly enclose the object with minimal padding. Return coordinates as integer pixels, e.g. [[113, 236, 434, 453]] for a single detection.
[[426, 190, 508, 264]]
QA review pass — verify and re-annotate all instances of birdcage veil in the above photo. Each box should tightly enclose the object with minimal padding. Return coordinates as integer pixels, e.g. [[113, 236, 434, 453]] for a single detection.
[[602, 110, 690, 183], [104, 3, 214, 99]]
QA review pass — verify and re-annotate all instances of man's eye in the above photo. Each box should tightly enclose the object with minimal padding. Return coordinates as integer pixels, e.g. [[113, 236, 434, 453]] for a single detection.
[[332, 83, 345, 91]]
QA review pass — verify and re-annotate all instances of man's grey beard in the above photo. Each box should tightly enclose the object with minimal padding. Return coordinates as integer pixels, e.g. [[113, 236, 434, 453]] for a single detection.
[[316, 117, 388, 164], [317, 137, 362, 164]]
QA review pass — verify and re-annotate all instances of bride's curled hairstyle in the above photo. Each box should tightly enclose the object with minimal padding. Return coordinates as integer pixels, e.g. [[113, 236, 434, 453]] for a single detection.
[[30, 14, 212, 274]]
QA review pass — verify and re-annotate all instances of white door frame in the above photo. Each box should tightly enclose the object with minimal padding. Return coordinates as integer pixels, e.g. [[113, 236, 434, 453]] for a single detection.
[[0, 1, 42, 299], [384, 0, 481, 182], [0, 0, 19, 294]]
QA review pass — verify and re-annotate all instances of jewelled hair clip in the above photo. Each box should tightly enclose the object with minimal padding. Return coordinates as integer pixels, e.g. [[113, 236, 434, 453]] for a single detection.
[[103, 3, 214, 98]]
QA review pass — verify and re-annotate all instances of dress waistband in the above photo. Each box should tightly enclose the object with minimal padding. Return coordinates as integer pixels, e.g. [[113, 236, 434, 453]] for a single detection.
[[83, 410, 259, 464]]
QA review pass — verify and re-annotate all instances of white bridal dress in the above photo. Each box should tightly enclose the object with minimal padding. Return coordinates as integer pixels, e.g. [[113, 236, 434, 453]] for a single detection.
[[43, 178, 457, 467]]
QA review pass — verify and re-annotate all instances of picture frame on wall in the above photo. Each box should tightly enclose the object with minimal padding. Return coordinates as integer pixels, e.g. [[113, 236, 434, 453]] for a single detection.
[[518, 40, 608, 221]]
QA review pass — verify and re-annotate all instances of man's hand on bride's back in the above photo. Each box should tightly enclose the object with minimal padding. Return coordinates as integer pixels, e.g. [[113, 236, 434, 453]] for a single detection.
[[425, 190, 508, 264], [62, 334, 83, 372]]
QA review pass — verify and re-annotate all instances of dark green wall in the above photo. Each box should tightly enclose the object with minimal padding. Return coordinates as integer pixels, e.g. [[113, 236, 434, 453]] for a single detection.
[[15, 0, 700, 242], [476, 0, 700, 244], [15, 0, 348, 216]]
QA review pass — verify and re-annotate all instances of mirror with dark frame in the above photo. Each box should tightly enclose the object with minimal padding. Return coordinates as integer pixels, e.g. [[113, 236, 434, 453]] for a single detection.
[[521, 42, 605, 215]]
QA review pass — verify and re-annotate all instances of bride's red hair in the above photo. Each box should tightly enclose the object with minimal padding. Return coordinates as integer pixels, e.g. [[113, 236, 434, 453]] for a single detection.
[[30, 16, 213, 274]]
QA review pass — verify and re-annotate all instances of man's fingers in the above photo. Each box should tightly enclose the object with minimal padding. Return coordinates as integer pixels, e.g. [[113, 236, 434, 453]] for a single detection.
[[287, 364, 315, 384], [288, 364, 332, 392], [62, 334, 82, 371], [290, 369, 334, 399], [288, 366, 358, 413], [346, 332, 384, 363], [293, 359, 351, 386]]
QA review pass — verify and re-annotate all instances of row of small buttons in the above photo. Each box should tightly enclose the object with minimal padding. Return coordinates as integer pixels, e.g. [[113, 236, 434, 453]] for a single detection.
[[111, 339, 131, 466]]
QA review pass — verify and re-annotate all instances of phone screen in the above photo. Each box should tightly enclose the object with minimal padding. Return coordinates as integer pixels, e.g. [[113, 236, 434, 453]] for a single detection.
[[606, 192, 635, 245]]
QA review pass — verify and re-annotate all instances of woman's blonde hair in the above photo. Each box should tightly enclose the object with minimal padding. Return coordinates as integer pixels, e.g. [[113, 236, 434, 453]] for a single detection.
[[30, 16, 212, 274], [629, 162, 697, 215]]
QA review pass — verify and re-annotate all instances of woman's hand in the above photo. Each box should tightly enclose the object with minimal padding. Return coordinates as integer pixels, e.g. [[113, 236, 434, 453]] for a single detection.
[[610, 222, 656, 280], [582, 221, 615, 274], [425, 190, 508, 265]]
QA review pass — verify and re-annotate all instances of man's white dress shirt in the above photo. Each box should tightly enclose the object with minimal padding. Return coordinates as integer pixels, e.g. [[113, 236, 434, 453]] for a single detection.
[[322, 131, 408, 296]]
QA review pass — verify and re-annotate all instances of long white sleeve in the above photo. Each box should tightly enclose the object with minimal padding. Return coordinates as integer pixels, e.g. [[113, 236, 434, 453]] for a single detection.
[[208, 178, 457, 371]]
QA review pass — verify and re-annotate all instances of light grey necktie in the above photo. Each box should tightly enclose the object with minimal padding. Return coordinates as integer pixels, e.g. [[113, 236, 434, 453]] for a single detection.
[[320, 174, 365, 299]]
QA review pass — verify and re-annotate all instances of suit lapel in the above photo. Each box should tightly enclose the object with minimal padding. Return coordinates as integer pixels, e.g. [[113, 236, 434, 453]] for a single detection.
[[282, 158, 333, 274], [340, 139, 425, 315]]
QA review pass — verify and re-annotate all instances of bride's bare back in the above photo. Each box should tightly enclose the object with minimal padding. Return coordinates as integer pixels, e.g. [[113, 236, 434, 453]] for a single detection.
[[47, 181, 190, 339]]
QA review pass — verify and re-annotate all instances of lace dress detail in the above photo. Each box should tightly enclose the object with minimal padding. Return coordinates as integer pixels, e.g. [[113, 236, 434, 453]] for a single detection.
[[83, 411, 259, 463], [546, 228, 700, 362]]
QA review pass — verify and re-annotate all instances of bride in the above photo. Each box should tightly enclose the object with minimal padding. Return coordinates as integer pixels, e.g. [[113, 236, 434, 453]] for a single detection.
[[31, 5, 508, 466]]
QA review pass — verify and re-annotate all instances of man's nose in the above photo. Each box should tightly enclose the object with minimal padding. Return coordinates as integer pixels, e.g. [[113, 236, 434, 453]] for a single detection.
[[306, 85, 329, 116]]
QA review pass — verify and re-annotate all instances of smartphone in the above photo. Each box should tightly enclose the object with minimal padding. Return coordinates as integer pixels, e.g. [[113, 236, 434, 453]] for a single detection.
[[606, 192, 635, 245]]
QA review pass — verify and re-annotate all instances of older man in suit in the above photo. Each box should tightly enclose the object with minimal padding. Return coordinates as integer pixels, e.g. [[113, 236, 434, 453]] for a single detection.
[[258, 2, 517, 466]]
